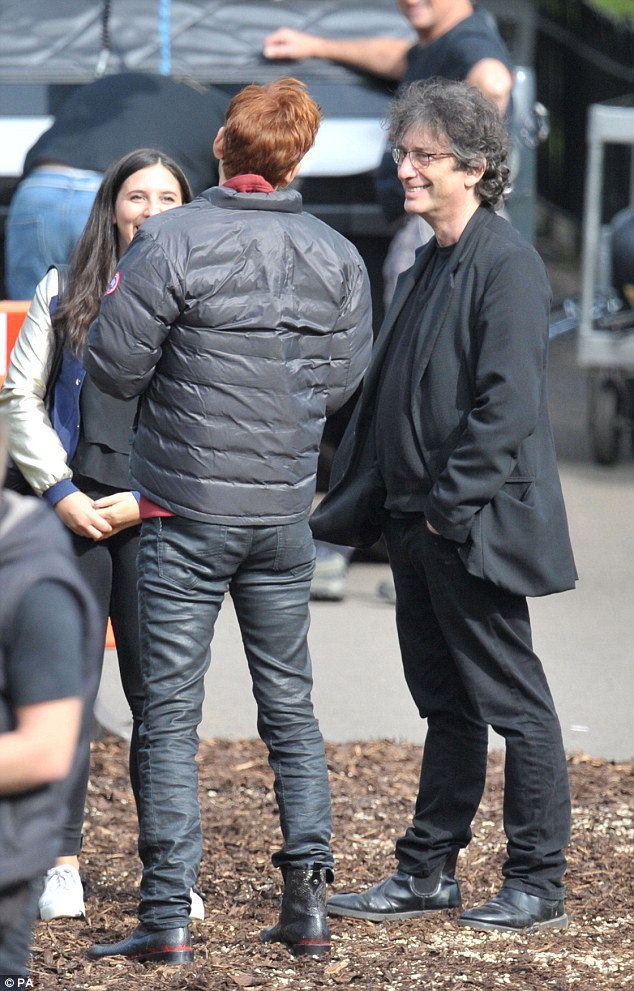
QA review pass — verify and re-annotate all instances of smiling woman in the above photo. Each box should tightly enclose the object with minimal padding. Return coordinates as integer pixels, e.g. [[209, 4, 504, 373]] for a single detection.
[[0, 147, 193, 927], [114, 163, 185, 253]]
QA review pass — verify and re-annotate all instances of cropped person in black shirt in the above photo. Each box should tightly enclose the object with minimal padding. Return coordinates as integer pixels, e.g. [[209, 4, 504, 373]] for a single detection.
[[0, 415, 101, 976]]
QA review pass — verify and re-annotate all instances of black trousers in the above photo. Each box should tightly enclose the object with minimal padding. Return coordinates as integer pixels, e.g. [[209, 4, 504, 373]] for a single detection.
[[61, 479, 143, 854], [384, 515, 571, 899]]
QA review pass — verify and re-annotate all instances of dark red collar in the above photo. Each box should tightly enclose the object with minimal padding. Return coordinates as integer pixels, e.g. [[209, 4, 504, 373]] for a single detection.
[[222, 174, 275, 194]]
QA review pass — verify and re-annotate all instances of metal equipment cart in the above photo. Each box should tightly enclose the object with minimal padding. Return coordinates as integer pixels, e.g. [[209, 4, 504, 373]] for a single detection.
[[579, 97, 634, 465]]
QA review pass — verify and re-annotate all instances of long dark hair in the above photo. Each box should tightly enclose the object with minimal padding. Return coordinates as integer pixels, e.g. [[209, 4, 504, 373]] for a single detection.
[[54, 148, 193, 354]]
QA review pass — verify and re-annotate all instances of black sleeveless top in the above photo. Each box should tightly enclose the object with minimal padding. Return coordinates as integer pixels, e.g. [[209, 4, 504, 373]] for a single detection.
[[70, 374, 138, 490]]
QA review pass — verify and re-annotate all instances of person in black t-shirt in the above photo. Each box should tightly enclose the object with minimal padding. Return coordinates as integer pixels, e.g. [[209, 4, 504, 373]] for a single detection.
[[0, 415, 100, 977], [264, 1, 512, 113], [264, 1, 513, 303]]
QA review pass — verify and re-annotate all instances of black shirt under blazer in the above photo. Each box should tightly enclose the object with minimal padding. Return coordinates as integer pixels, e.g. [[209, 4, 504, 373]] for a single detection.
[[312, 206, 577, 598]]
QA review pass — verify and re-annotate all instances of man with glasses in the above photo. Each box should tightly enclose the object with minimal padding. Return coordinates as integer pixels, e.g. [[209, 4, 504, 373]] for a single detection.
[[265, 1, 513, 604], [312, 78, 577, 934]]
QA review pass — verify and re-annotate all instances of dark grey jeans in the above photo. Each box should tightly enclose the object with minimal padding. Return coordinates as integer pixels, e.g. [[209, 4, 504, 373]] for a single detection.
[[136, 516, 333, 931]]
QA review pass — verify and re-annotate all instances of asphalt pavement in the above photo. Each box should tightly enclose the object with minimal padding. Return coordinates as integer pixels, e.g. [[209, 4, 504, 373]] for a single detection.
[[95, 292, 634, 762]]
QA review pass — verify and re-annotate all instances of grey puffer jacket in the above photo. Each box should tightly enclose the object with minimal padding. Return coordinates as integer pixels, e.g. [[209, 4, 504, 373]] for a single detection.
[[85, 186, 372, 524]]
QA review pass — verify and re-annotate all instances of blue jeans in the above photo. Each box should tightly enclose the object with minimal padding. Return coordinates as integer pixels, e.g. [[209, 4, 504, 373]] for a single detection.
[[5, 168, 102, 300], [136, 517, 333, 931]]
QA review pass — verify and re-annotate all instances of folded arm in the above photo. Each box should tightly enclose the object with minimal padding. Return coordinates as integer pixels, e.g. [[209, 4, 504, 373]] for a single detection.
[[0, 580, 84, 795], [0, 699, 82, 794], [466, 58, 513, 117]]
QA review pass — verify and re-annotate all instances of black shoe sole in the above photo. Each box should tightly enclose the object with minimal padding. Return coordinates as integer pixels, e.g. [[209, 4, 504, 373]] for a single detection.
[[138, 949, 194, 964], [456, 913, 569, 933], [260, 929, 331, 956], [291, 940, 331, 957], [88, 947, 194, 964], [327, 902, 461, 922]]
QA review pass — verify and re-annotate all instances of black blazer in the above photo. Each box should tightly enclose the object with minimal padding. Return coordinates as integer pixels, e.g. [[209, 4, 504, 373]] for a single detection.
[[312, 206, 577, 598]]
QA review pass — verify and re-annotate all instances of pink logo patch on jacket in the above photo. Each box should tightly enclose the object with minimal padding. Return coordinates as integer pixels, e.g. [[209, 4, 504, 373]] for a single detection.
[[105, 272, 121, 295]]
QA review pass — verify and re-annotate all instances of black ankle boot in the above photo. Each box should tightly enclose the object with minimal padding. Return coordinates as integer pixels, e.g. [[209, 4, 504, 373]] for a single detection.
[[457, 887, 568, 932], [327, 849, 461, 921], [87, 924, 193, 964], [261, 867, 331, 956]]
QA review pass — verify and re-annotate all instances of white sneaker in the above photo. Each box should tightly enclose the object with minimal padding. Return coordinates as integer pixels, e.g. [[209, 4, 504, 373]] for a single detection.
[[190, 888, 205, 921], [39, 865, 85, 921]]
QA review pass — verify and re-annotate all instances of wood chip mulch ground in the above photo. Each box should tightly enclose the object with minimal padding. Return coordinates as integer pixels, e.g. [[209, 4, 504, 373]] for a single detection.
[[30, 736, 633, 991]]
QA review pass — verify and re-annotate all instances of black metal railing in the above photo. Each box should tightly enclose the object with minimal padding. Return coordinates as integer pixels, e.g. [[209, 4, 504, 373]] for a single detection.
[[536, 0, 634, 223]]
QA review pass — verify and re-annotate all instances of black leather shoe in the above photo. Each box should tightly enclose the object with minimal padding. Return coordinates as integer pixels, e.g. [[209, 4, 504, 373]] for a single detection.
[[327, 855, 461, 922], [457, 887, 568, 932], [87, 925, 193, 964]]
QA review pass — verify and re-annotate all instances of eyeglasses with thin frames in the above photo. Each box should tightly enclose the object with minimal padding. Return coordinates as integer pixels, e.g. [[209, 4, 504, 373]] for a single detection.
[[391, 147, 453, 170]]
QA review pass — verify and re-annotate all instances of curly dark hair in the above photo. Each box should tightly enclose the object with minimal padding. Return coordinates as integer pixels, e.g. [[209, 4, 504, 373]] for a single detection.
[[387, 77, 512, 210]]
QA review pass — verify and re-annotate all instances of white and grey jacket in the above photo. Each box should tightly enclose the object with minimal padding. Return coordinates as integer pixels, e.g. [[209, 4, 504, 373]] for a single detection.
[[0, 268, 73, 499]]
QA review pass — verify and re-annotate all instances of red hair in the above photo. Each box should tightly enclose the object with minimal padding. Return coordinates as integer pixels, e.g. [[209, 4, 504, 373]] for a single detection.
[[222, 77, 322, 186]]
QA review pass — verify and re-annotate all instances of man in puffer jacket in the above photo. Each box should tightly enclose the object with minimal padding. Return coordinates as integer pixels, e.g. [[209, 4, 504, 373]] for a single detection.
[[85, 77, 372, 964]]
